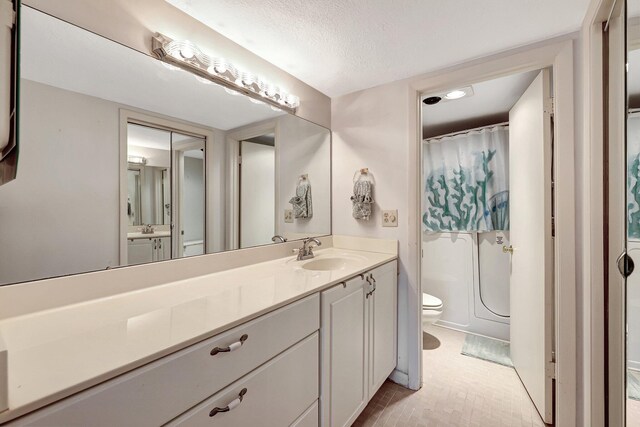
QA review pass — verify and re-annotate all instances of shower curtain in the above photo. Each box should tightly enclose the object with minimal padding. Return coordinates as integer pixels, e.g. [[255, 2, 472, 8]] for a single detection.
[[422, 124, 509, 232], [628, 113, 640, 239]]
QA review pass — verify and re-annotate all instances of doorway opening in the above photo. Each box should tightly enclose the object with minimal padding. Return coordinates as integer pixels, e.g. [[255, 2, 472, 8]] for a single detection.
[[419, 68, 554, 425]]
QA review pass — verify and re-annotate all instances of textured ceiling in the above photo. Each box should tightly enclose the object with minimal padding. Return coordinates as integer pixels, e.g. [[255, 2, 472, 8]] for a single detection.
[[166, 0, 591, 97]]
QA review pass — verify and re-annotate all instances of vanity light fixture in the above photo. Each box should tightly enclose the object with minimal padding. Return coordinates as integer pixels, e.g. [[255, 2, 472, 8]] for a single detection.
[[128, 156, 147, 165], [151, 33, 300, 113]]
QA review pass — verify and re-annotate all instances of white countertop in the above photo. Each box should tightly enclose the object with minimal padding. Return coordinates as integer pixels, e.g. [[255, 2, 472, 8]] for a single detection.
[[0, 247, 396, 422], [127, 231, 171, 239]]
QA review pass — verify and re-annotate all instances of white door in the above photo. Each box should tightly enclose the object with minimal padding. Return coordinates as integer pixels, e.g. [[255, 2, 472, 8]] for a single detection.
[[508, 69, 554, 424], [321, 276, 368, 427], [239, 141, 275, 248]]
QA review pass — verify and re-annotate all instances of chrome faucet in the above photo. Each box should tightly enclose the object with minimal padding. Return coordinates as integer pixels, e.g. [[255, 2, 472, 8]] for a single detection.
[[141, 224, 154, 234], [297, 237, 322, 261], [271, 235, 288, 243]]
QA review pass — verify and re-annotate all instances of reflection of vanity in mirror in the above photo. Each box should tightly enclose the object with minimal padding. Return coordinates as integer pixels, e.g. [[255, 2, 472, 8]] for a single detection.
[[0, 6, 331, 285]]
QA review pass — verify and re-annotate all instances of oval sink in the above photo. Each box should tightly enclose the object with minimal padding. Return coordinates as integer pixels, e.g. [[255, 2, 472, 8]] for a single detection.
[[302, 258, 348, 271]]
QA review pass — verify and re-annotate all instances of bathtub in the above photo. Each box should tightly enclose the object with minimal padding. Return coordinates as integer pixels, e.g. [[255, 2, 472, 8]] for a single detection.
[[422, 231, 510, 341]]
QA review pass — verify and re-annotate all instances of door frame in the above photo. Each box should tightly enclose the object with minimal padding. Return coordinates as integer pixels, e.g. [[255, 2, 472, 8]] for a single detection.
[[411, 38, 576, 426], [581, 0, 627, 425], [118, 109, 214, 264]]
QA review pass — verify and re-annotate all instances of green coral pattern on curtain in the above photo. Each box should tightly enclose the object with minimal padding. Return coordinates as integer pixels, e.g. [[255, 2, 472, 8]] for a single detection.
[[628, 115, 640, 240], [629, 153, 640, 239], [422, 125, 509, 233]]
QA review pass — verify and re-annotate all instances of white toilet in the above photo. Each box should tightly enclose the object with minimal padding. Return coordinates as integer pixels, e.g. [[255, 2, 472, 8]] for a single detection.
[[422, 293, 443, 330]]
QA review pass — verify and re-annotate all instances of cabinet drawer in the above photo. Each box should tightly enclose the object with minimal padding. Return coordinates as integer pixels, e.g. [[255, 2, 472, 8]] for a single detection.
[[166, 332, 319, 427], [10, 294, 319, 427], [291, 401, 319, 427]]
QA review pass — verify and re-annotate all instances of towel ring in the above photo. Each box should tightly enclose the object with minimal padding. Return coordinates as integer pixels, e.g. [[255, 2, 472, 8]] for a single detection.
[[353, 168, 375, 184]]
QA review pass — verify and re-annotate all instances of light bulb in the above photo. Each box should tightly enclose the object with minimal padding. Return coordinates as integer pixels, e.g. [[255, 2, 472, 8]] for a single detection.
[[284, 94, 300, 108], [444, 90, 466, 100], [180, 41, 196, 59]]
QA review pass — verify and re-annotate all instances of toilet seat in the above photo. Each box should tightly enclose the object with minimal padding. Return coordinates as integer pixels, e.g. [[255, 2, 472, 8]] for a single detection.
[[422, 293, 443, 310]]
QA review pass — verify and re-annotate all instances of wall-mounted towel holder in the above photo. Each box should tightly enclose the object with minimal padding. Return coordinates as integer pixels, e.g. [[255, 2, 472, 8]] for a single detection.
[[351, 168, 374, 220], [353, 168, 375, 184]]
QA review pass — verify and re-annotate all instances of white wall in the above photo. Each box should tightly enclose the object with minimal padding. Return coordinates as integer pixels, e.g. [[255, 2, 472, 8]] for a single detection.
[[332, 79, 416, 385]]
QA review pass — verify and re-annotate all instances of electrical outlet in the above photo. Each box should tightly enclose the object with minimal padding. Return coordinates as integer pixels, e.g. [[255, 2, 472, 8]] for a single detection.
[[382, 210, 398, 227], [284, 209, 293, 223]]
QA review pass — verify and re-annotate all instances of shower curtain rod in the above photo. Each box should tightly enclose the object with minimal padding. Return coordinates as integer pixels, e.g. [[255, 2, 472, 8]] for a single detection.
[[423, 121, 509, 143]]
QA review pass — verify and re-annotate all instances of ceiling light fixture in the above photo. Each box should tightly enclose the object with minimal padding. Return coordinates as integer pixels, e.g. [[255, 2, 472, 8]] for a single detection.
[[151, 33, 300, 113], [444, 90, 467, 100]]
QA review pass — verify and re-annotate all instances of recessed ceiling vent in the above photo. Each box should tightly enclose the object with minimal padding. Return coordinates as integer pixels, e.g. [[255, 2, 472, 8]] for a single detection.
[[423, 96, 442, 105]]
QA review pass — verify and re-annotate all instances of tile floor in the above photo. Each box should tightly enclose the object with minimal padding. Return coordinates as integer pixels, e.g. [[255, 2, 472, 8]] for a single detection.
[[354, 325, 546, 427], [629, 398, 640, 425]]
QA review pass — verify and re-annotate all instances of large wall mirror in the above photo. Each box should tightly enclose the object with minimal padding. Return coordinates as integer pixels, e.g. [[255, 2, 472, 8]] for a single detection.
[[0, 6, 331, 286]]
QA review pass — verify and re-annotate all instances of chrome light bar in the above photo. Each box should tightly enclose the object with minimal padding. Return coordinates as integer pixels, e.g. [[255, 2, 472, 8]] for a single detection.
[[151, 33, 299, 114]]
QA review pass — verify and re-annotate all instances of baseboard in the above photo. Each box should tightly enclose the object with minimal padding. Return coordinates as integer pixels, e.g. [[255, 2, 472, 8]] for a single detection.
[[388, 369, 411, 389], [629, 360, 640, 371]]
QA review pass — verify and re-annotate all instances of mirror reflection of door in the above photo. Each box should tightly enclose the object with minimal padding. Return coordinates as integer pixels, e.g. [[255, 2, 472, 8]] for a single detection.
[[239, 134, 276, 248], [125, 123, 206, 265], [172, 132, 206, 258]]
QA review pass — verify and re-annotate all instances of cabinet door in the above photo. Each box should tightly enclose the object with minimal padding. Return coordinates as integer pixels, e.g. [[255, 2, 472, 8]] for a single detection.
[[368, 261, 398, 399], [321, 276, 368, 427], [127, 238, 154, 265], [157, 237, 171, 261]]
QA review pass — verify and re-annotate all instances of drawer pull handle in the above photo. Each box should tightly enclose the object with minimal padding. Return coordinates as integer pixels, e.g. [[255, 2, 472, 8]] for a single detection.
[[209, 388, 248, 417], [210, 334, 249, 356]]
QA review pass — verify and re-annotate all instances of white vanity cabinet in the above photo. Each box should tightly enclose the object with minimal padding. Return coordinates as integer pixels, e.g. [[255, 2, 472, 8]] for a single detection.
[[320, 261, 398, 427], [128, 236, 171, 265], [3, 258, 398, 427], [8, 295, 320, 427]]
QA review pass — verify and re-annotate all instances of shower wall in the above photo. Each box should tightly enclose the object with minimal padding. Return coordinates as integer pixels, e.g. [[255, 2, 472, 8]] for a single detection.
[[422, 231, 510, 341], [628, 241, 640, 370]]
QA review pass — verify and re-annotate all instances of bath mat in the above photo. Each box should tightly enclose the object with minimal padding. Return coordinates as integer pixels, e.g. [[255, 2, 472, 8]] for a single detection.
[[629, 370, 640, 401], [461, 334, 513, 367]]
